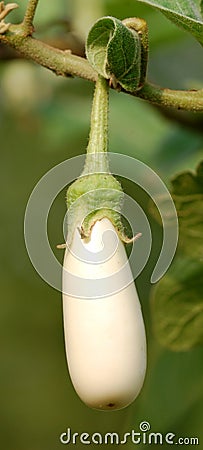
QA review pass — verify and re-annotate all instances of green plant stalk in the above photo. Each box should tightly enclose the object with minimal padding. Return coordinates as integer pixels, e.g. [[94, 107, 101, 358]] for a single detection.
[[82, 75, 110, 175], [23, 0, 39, 34], [66, 74, 124, 242], [138, 83, 203, 112], [1, 24, 203, 111]]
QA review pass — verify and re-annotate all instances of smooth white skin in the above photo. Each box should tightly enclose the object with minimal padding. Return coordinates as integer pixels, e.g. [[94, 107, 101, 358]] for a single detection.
[[62, 218, 146, 410]]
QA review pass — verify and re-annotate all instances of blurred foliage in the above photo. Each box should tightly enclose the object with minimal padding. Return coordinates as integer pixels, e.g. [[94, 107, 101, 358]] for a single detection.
[[151, 162, 203, 352], [0, 0, 203, 449], [151, 257, 203, 351], [172, 161, 203, 259], [135, 0, 203, 45]]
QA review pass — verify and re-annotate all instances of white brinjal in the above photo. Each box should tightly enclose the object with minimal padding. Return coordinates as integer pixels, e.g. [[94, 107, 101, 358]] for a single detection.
[[62, 218, 146, 410]]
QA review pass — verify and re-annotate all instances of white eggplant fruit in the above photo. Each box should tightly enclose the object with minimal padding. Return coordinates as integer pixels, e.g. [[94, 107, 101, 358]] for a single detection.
[[62, 218, 146, 410]]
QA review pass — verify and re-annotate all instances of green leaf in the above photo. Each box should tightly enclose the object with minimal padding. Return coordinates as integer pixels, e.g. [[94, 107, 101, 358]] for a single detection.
[[135, 0, 203, 45], [171, 161, 203, 259], [86, 16, 142, 92], [151, 161, 203, 351], [150, 161, 203, 259], [151, 258, 203, 351]]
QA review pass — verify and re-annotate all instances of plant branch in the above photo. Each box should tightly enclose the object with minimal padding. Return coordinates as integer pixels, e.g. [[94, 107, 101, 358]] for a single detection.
[[23, 0, 39, 34], [1, 25, 203, 112], [0, 27, 96, 78], [137, 83, 203, 112]]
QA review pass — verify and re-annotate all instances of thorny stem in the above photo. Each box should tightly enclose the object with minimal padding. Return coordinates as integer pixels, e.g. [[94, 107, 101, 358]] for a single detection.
[[23, 0, 39, 34], [0, 23, 203, 111]]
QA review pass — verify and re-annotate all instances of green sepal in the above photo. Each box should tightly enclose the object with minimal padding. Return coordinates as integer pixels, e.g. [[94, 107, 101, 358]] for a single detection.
[[80, 208, 139, 243], [66, 172, 132, 244], [67, 173, 122, 209], [80, 208, 125, 240], [66, 173, 122, 242]]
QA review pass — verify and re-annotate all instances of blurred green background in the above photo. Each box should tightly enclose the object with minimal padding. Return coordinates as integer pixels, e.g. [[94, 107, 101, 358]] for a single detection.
[[1, 0, 203, 449]]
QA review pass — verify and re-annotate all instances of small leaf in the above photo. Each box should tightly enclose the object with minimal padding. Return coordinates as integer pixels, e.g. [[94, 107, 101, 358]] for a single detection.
[[150, 161, 203, 259], [171, 172, 203, 195], [86, 16, 142, 92], [135, 0, 203, 45], [151, 258, 203, 351], [171, 161, 203, 259], [196, 159, 203, 182], [150, 161, 203, 351], [171, 160, 203, 195]]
